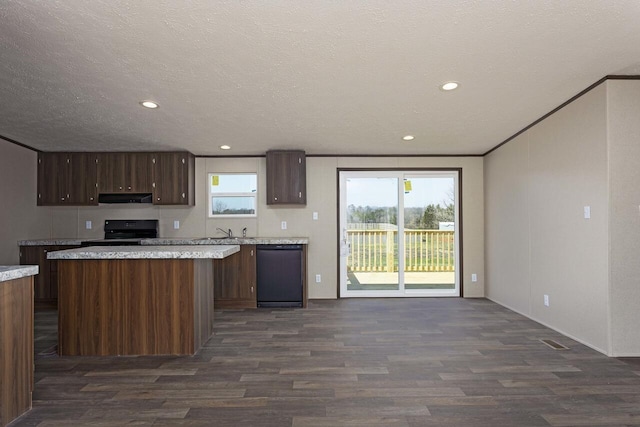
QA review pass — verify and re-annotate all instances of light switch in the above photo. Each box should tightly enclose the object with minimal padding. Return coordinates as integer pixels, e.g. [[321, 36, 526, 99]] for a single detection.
[[471, 274, 477, 282], [584, 206, 591, 219], [313, 212, 319, 220]]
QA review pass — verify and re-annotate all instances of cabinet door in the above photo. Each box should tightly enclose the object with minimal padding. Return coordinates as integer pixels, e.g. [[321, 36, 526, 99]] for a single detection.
[[152, 152, 193, 205], [238, 245, 257, 302], [214, 245, 256, 308], [68, 153, 98, 205], [266, 150, 306, 204], [37, 152, 69, 205], [97, 153, 126, 193], [287, 151, 306, 204], [214, 252, 241, 301], [126, 153, 152, 193], [19, 246, 49, 300]]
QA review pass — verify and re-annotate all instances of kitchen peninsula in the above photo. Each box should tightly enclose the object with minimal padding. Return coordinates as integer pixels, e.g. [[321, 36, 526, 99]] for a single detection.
[[47, 245, 238, 356]]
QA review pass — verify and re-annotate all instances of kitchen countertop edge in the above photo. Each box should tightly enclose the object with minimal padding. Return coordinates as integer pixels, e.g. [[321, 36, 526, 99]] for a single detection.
[[18, 238, 84, 246], [19, 237, 309, 246], [0, 265, 40, 282], [46, 245, 240, 260], [142, 237, 309, 245]]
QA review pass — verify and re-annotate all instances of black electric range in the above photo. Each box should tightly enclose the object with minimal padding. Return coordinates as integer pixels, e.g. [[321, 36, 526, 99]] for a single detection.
[[80, 219, 159, 247]]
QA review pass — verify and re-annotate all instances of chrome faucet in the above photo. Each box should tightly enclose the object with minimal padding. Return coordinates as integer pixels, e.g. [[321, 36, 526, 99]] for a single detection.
[[216, 227, 233, 238]]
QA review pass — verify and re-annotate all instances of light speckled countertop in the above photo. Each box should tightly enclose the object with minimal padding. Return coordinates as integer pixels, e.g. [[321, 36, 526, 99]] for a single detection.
[[18, 238, 83, 246], [142, 237, 309, 245], [19, 237, 309, 246], [0, 265, 39, 282], [46, 245, 239, 260]]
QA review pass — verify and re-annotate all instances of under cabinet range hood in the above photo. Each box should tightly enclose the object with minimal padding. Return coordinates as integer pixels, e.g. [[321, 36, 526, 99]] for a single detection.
[[98, 193, 152, 204]]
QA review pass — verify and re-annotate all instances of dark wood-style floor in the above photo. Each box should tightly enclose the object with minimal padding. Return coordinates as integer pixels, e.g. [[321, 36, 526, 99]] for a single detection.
[[14, 298, 640, 426]]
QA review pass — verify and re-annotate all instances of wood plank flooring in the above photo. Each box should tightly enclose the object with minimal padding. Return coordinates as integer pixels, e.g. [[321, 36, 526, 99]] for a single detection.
[[13, 298, 640, 426]]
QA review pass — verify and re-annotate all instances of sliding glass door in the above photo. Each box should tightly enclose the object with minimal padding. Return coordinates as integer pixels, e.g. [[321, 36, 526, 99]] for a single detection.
[[339, 170, 459, 298]]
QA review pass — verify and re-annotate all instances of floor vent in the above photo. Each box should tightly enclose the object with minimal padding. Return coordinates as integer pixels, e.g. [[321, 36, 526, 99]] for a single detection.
[[540, 339, 569, 350]]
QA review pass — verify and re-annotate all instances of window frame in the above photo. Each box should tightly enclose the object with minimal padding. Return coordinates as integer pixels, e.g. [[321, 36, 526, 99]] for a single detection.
[[208, 172, 258, 218]]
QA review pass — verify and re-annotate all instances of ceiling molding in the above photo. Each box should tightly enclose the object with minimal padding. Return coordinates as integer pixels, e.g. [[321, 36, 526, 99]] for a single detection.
[[0, 134, 39, 152], [483, 75, 640, 156], [197, 154, 483, 158]]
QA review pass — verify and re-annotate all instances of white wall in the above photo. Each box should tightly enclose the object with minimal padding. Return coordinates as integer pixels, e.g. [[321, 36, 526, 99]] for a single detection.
[[607, 80, 640, 356], [484, 133, 530, 313], [0, 142, 49, 264], [485, 84, 610, 353], [26, 155, 484, 299]]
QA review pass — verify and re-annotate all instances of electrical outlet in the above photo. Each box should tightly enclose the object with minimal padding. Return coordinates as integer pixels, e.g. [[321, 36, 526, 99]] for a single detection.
[[281, 221, 287, 230], [584, 206, 591, 219], [85, 220, 92, 230], [471, 273, 477, 282], [173, 220, 180, 230], [315, 274, 321, 283], [313, 212, 319, 220], [544, 294, 550, 307]]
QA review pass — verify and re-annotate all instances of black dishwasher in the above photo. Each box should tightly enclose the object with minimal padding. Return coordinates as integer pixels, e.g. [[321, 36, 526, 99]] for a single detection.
[[256, 244, 303, 307]]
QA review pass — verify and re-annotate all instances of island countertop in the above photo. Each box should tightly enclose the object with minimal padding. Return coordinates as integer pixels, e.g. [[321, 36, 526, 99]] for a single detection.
[[46, 245, 239, 260], [0, 265, 39, 282]]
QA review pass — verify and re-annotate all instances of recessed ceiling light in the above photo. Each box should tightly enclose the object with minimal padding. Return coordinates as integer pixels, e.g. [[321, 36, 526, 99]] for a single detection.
[[220, 145, 231, 150], [440, 81, 459, 91], [140, 100, 159, 109], [402, 135, 415, 141]]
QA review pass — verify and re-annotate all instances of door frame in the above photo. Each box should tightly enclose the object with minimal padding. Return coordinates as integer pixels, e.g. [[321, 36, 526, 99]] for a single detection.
[[336, 167, 463, 298]]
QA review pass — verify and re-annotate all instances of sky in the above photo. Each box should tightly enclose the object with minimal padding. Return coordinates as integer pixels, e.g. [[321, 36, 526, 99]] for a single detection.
[[346, 176, 454, 208]]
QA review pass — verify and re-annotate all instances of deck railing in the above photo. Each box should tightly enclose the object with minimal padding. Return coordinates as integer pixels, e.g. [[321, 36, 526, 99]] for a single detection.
[[347, 229, 455, 272]]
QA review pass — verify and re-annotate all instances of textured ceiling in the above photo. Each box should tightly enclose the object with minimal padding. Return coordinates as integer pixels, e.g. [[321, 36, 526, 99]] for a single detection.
[[1, 1, 640, 155]]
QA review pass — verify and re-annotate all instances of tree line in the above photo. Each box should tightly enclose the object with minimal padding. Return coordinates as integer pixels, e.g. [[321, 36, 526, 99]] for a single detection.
[[347, 203, 454, 229]]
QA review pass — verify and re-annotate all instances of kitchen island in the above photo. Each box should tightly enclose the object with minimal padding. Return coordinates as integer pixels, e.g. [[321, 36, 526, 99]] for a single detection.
[[1, 265, 38, 427], [48, 245, 238, 356]]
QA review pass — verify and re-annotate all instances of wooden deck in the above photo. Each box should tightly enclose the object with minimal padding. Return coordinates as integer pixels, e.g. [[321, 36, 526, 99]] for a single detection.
[[347, 271, 455, 290], [16, 298, 640, 426]]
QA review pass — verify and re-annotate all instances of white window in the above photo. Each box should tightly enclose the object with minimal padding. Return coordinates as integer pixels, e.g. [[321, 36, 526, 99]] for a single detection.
[[208, 173, 257, 217]]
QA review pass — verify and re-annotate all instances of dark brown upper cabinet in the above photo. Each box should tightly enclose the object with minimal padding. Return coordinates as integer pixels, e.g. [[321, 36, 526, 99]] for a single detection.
[[37, 152, 98, 206], [266, 150, 306, 205], [97, 152, 152, 193], [37, 151, 194, 206], [151, 152, 195, 205]]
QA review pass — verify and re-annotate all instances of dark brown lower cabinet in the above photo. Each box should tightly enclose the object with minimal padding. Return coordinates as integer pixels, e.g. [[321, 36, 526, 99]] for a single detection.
[[19, 245, 80, 304], [214, 245, 257, 308]]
